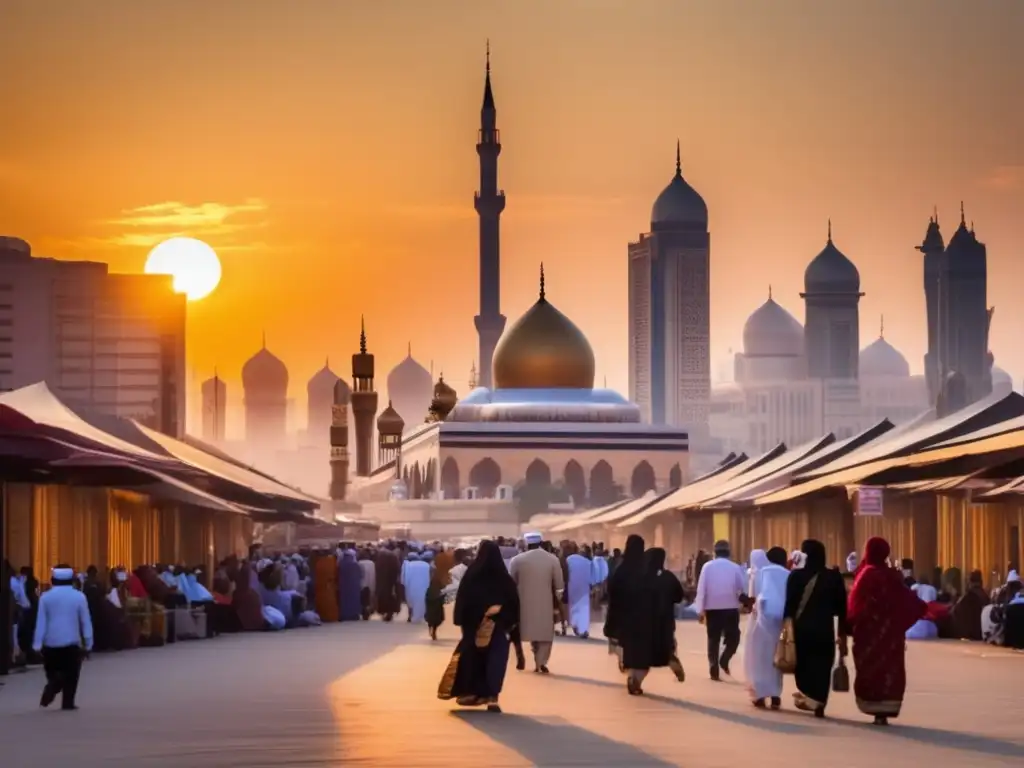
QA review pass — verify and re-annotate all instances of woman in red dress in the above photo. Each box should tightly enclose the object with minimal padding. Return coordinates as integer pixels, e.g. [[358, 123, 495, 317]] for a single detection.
[[847, 537, 927, 725]]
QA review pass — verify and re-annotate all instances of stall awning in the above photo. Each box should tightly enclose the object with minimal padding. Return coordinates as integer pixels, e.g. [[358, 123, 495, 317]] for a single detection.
[[548, 499, 631, 533]]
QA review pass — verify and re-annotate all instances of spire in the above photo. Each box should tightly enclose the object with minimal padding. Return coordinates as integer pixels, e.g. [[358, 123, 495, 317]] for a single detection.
[[827, 218, 832, 243], [325, 355, 329, 368], [960, 200, 966, 226], [880, 315, 884, 339], [261, 330, 266, 349], [768, 284, 772, 300], [407, 341, 412, 358], [933, 205, 939, 225], [539, 262, 546, 302], [675, 139, 681, 177], [482, 41, 495, 110], [359, 316, 366, 354]]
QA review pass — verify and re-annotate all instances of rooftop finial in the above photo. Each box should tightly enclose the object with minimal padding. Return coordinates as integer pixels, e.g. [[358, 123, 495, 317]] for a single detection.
[[359, 316, 366, 354], [960, 200, 966, 225], [486, 39, 490, 74], [261, 330, 266, 349], [827, 218, 832, 242], [407, 341, 412, 357], [539, 262, 546, 301], [880, 315, 884, 339], [768, 284, 772, 300], [675, 139, 681, 176], [933, 205, 939, 225], [325, 355, 329, 368]]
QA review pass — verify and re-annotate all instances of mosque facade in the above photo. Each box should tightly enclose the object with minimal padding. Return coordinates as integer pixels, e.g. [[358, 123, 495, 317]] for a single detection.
[[628, 142, 711, 434]]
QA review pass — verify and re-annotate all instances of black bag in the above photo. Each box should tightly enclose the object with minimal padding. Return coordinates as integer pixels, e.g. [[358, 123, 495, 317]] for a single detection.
[[831, 658, 850, 693]]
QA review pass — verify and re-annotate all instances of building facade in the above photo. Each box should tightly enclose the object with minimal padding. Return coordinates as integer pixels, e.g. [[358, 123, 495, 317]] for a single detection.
[[628, 143, 711, 433], [0, 236, 186, 436]]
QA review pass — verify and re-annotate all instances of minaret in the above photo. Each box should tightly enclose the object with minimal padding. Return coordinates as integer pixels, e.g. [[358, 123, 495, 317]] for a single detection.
[[350, 317, 378, 477], [329, 378, 350, 501], [917, 210, 945, 404], [473, 40, 506, 389]]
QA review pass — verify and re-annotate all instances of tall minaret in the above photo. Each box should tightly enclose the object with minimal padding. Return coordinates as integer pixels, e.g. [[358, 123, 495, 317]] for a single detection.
[[328, 378, 350, 501], [473, 41, 506, 389], [350, 317, 378, 477]]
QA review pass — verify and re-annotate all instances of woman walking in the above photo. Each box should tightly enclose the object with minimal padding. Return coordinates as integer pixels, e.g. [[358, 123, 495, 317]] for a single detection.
[[624, 547, 686, 695], [426, 549, 454, 640], [603, 534, 645, 676], [437, 540, 520, 713], [847, 537, 927, 725], [743, 547, 790, 709], [783, 539, 848, 717]]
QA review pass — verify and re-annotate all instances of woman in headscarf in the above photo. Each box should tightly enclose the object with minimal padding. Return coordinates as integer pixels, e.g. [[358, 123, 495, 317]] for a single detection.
[[603, 534, 646, 679], [743, 547, 790, 709], [437, 540, 520, 713], [426, 549, 455, 640], [625, 547, 686, 695], [783, 539, 848, 717], [848, 537, 927, 725], [952, 569, 990, 640], [338, 550, 363, 622]]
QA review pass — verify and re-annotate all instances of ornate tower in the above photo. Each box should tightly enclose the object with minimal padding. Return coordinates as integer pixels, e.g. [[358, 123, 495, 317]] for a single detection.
[[376, 401, 404, 468], [473, 41, 506, 389], [350, 317, 378, 477], [329, 378, 351, 501], [917, 212, 945, 404]]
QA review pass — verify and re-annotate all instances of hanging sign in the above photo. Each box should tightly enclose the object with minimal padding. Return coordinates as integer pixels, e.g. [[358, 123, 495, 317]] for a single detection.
[[856, 486, 884, 516]]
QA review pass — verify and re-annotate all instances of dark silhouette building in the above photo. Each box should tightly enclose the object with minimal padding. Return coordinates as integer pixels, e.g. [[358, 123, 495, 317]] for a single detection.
[[920, 206, 992, 413], [350, 318, 378, 477], [329, 377, 351, 501], [801, 221, 862, 380], [200, 372, 226, 442], [473, 43, 506, 389], [628, 142, 711, 430]]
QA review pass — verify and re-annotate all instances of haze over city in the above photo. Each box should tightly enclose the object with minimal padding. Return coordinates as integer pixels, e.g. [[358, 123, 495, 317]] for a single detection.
[[2, 0, 1023, 405]]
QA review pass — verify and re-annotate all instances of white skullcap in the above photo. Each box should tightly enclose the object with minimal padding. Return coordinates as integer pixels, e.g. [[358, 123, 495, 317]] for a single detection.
[[52, 567, 74, 581], [1008, 570, 1020, 584], [523, 532, 543, 545]]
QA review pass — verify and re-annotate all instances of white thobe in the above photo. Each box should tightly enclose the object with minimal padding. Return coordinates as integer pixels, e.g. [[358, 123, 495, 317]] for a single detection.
[[742, 552, 789, 700], [402, 561, 431, 623], [566, 554, 593, 635]]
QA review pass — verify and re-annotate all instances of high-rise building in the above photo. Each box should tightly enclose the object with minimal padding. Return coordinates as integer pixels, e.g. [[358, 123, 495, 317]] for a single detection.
[[473, 44, 506, 389], [628, 142, 711, 430], [200, 373, 227, 442], [0, 236, 186, 435]]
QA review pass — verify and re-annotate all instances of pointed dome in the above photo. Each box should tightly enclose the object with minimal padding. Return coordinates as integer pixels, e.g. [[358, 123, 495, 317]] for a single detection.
[[432, 375, 458, 412], [387, 348, 433, 398], [376, 401, 405, 436], [743, 295, 804, 357], [860, 336, 910, 378], [492, 267, 596, 390], [650, 142, 707, 230], [307, 360, 340, 396], [242, 345, 288, 391], [805, 224, 860, 293]]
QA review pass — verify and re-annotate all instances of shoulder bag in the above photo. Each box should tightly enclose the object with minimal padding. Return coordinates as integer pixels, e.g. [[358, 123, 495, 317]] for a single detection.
[[774, 573, 818, 674]]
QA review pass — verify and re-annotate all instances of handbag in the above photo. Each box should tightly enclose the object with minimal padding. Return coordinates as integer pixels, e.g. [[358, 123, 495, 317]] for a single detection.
[[774, 573, 818, 674], [831, 657, 850, 693]]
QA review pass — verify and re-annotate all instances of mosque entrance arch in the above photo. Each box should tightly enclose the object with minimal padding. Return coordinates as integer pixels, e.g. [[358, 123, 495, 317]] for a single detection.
[[589, 460, 618, 507], [630, 461, 657, 498], [563, 460, 586, 508], [440, 457, 460, 500], [517, 459, 554, 520], [468, 457, 501, 498]]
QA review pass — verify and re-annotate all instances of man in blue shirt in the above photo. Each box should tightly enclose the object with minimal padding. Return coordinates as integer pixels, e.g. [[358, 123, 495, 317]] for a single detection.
[[33, 564, 93, 711]]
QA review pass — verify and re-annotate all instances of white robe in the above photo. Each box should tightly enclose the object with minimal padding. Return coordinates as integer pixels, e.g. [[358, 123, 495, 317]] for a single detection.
[[566, 554, 593, 635], [402, 561, 431, 623], [742, 551, 789, 700]]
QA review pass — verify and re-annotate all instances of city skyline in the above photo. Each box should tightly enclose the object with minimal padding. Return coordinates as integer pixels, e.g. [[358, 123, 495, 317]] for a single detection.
[[3, 1, 1023, 400]]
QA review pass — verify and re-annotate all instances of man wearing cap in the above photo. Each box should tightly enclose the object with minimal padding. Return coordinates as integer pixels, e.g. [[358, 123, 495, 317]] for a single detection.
[[694, 540, 747, 681], [510, 533, 564, 674], [33, 564, 93, 710]]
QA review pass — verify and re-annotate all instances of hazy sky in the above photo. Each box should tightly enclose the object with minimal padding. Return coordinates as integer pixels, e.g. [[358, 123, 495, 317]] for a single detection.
[[2, 0, 1022, 407]]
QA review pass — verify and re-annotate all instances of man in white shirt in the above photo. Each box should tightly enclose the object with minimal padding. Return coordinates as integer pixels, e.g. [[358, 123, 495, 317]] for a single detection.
[[33, 565, 93, 711], [694, 540, 748, 681]]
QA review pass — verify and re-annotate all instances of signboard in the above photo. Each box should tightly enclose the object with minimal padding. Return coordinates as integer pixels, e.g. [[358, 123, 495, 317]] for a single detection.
[[856, 486, 884, 516]]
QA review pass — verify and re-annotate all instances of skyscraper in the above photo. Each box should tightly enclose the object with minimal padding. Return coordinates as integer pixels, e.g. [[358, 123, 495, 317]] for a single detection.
[[628, 143, 711, 430], [200, 372, 226, 442], [473, 43, 506, 389]]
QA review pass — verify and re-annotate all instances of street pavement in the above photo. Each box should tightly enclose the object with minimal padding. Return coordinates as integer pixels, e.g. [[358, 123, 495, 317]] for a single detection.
[[1, 618, 1021, 767]]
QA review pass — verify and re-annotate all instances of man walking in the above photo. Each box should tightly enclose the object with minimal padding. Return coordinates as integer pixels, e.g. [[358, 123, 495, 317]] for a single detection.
[[510, 533, 564, 674], [694, 540, 747, 681], [33, 564, 93, 710]]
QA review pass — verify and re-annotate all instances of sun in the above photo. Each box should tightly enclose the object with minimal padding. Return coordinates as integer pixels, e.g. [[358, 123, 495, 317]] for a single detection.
[[144, 237, 222, 301]]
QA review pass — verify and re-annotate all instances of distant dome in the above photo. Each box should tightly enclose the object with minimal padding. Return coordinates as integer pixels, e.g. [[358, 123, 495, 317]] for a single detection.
[[650, 145, 707, 230], [376, 401, 405, 435], [860, 337, 910, 378], [242, 345, 288, 391], [805, 227, 860, 293], [307, 361, 340, 396], [387, 350, 432, 397], [742, 297, 803, 357], [493, 272, 595, 390]]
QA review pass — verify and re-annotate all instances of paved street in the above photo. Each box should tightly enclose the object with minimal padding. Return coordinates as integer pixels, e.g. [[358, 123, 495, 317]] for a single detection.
[[1, 618, 1021, 767]]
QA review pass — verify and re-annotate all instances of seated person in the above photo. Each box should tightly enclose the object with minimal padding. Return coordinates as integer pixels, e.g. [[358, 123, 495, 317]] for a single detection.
[[952, 570, 989, 640]]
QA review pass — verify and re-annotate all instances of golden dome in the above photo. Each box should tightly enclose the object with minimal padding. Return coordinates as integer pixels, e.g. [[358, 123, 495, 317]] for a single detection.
[[492, 266, 595, 390], [376, 400, 405, 436]]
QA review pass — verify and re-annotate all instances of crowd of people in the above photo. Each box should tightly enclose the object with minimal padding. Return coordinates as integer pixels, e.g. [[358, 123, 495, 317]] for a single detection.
[[5, 533, 1022, 719]]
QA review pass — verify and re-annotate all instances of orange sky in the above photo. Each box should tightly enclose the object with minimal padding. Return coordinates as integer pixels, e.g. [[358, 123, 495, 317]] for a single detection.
[[2, 0, 1023, 419]]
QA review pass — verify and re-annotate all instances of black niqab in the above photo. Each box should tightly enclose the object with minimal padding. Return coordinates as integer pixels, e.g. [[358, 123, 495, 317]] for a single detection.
[[454, 540, 519, 631]]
